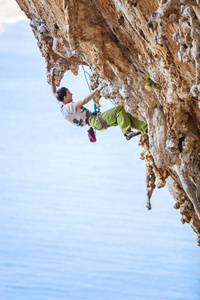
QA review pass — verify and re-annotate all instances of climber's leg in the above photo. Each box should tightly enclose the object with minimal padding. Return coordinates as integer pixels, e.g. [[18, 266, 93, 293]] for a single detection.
[[100, 105, 131, 134], [101, 105, 148, 134], [89, 105, 148, 134], [89, 105, 123, 131], [127, 112, 148, 134]]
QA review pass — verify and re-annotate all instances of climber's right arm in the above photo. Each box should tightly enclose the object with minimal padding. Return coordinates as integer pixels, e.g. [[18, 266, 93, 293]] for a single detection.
[[75, 82, 108, 110], [75, 87, 99, 110]]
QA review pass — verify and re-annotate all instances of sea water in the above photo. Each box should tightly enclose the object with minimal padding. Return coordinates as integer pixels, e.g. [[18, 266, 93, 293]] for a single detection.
[[0, 22, 199, 300]]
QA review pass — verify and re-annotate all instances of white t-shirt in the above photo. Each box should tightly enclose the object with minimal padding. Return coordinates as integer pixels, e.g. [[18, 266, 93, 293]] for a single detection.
[[58, 101, 92, 127]]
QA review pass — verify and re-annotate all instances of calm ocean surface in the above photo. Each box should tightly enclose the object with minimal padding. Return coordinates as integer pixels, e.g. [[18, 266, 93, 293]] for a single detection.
[[0, 22, 199, 300]]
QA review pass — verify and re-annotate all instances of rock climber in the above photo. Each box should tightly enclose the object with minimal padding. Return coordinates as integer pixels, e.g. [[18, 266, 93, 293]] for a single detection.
[[50, 68, 148, 140]]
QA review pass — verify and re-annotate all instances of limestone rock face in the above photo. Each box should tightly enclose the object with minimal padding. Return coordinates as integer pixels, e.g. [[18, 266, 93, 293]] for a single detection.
[[16, 0, 200, 244]]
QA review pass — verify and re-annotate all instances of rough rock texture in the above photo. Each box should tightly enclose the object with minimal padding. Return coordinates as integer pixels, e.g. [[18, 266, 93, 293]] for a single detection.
[[16, 0, 200, 245]]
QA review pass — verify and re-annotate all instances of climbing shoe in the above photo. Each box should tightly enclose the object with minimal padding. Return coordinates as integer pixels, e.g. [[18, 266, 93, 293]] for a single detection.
[[124, 130, 141, 140]]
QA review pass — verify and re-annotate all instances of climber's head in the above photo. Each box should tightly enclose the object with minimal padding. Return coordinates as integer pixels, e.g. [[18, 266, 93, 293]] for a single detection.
[[56, 87, 73, 104], [56, 87, 68, 102]]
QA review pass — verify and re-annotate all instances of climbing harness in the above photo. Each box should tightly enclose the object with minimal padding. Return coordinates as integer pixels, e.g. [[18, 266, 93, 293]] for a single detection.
[[85, 110, 110, 142], [97, 113, 111, 130], [86, 111, 98, 125]]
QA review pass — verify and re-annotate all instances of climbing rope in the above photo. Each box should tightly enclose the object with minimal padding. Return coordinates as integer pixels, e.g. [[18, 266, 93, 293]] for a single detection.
[[81, 65, 101, 112], [140, 133, 149, 142], [168, 167, 182, 186], [81, 65, 116, 111]]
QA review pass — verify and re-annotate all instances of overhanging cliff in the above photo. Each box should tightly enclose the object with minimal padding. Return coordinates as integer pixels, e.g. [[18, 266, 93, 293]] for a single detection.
[[15, 0, 200, 245]]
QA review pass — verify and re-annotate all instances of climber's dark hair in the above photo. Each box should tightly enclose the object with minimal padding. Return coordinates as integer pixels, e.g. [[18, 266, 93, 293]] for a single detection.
[[56, 87, 68, 102]]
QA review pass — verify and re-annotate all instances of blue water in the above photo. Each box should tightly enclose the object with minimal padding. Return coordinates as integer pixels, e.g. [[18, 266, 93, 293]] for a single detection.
[[0, 22, 200, 300]]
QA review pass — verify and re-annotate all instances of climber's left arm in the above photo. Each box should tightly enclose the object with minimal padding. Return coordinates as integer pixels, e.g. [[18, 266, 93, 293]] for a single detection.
[[50, 68, 57, 98]]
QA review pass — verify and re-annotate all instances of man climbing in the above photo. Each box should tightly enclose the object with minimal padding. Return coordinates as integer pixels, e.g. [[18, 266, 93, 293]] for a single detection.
[[50, 68, 148, 140]]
